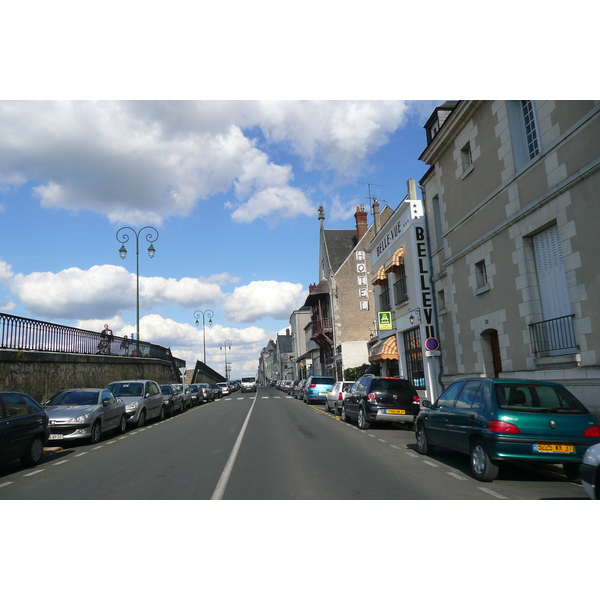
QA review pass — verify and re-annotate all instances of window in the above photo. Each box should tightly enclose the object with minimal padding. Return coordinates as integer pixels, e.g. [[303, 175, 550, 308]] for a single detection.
[[1, 393, 30, 418], [378, 280, 390, 311], [435, 381, 466, 409], [455, 381, 482, 409], [432, 196, 443, 250], [475, 260, 488, 291], [393, 264, 408, 305], [507, 100, 541, 171], [404, 328, 425, 389], [461, 142, 473, 175], [437, 289, 446, 313]]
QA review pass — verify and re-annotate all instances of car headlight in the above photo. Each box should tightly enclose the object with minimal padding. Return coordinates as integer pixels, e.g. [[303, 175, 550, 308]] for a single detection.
[[126, 401, 138, 410], [68, 413, 91, 424]]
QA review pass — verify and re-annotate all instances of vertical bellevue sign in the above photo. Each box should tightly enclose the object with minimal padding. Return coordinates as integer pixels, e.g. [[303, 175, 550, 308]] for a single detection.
[[415, 225, 435, 340]]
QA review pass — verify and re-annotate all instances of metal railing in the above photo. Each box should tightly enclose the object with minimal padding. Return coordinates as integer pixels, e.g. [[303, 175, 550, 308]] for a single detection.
[[393, 275, 408, 305], [529, 314, 577, 356], [0, 312, 185, 373]]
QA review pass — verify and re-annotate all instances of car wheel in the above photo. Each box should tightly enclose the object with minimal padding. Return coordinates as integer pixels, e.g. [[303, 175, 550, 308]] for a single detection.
[[325, 401, 330, 413], [562, 463, 580, 482], [89, 420, 102, 444], [117, 414, 127, 434], [137, 409, 146, 428], [21, 436, 44, 467], [334, 404, 340, 417], [416, 424, 431, 455], [357, 407, 370, 430], [158, 406, 165, 421], [340, 403, 349, 423], [470, 439, 499, 482]]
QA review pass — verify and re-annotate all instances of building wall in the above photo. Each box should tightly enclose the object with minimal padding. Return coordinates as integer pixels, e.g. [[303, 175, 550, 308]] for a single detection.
[[421, 100, 600, 418]]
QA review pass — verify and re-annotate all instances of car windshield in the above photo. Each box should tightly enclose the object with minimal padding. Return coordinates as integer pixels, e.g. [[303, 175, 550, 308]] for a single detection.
[[108, 382, 144, 397], [242, 378, 255, 383], [160, 386, 172, 394], [370, 379, 414, 393], [45, 390, 98, 406], [495, 383, 589, 414]]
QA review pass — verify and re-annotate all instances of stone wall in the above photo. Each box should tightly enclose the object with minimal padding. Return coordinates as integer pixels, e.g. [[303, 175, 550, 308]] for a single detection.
[[0, 349, 176, 403]]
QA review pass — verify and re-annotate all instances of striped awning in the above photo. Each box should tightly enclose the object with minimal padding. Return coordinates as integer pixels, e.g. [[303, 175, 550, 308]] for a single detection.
[[371, 265, 387, 285], [385, 247, 404, 272], [369, 335, 398, 362]]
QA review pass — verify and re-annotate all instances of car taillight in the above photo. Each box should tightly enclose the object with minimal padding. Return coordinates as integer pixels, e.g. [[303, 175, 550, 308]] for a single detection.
[[338, 393, 343, 401], [584, 425, 600, 437], [413, 394, 420, 404], [309, 384, 316, 388], [488, 420, 521, 434], [367, 393, 377, 403]]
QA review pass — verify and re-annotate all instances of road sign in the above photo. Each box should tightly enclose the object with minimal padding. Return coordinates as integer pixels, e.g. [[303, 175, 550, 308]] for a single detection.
[[425, 338, 439, 351], [378, 311, 393, 330]]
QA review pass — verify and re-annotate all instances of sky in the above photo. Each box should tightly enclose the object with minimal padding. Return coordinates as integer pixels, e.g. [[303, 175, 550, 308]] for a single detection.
[[0, 99, 440, 377]]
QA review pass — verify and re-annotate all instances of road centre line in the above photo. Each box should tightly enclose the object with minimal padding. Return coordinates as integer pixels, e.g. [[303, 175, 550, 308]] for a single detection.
[[211, 395, 257, 500]]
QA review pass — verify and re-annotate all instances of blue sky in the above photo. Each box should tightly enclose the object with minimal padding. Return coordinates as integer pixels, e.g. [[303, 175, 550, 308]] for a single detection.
[[0, 100, 440, 377]]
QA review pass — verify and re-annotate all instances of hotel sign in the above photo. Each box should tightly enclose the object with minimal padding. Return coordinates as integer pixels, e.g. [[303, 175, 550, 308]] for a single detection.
[[378, 311, 393, 331]]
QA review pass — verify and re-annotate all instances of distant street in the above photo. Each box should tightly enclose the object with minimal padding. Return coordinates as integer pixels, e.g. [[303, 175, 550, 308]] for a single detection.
[[0, 387, 588, 500]]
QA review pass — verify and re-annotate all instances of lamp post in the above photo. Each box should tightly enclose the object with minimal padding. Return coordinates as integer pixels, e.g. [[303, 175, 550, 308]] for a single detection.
[[116, 226, 159, 355], [218, 340, 232, 381], [194, 309, 214, 364]]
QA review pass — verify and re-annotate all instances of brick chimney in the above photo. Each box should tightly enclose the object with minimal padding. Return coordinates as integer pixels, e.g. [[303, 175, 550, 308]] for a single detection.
[[354, 204, 368, 241], [373, 198, 381, 233]]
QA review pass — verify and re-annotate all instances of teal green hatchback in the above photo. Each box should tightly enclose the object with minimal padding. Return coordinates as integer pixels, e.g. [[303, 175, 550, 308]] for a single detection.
[[415, 378, 600, 482]]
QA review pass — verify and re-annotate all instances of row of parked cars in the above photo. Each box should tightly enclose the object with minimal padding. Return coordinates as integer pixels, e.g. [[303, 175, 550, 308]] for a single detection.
[[276, 374, 600, 497], [0, 378, 228, 469]]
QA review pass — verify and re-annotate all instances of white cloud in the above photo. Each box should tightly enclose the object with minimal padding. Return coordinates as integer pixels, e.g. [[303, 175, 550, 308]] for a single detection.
[[0, 100, 413, 225], [223, 280, 306, 322]]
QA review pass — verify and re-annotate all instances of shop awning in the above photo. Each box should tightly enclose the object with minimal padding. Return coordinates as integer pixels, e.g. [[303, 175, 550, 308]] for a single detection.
[[369, 335, 399, 362], [385, 247, 404, 272], [371, 266, 387, 285]]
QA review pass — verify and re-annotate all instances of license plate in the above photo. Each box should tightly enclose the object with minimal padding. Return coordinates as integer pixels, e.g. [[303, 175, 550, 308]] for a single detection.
[[533, 443, 574, 453], [387, 409, 406, 415], [49, 434, 64, 440]]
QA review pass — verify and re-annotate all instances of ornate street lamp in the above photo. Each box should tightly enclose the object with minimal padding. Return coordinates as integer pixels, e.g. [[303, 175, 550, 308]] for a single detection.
[[116, 226, 159, 355], [194, 309, 214, 365], [218, 340, 232, 381]]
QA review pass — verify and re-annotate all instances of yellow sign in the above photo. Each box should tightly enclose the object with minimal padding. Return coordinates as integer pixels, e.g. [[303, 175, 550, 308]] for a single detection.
[[378, 311, 393, 330]]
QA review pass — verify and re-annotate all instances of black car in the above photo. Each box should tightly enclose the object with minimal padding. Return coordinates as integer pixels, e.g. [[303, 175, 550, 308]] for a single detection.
[[0, 391, 49, 466], [159, 384, 184, 417], [340, 376, 420, 430]]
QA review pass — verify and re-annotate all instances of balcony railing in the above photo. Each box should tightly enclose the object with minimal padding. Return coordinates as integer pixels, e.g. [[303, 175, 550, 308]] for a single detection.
[[311, 316, 332, 336], [529, 314, 577, 357], [393, 275, 408, 305], [0, 312, 185, 372]]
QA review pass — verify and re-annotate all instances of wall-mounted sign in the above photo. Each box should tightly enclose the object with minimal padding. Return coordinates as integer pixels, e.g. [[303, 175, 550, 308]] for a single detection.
[[378, 311, 393, 330]]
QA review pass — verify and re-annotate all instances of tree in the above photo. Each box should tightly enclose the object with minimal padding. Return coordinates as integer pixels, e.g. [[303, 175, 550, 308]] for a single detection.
[[343, 362, 380, 381]]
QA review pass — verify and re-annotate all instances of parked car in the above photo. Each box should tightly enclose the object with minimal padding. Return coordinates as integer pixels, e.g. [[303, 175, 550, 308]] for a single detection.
[[211, 384, 223, 399], [415, 378, 600, 482], [341, 376, 420, 430], [216, 382, 230, 396], [107, 380, 165, 428], [580, 442, 600, 500], [198, 383, 214, 403], [188, 384, 201, 406], [295, 380, 306, 400], [303, 376, 336, 405], [325, 381, 354, 414], [241, 377, 257, 393], [288, 381, 300, 396], [159, 384, 184, 417], [44, 388, 127, 444], [0, 391, 49, 466], [178, 384, 192, 409]]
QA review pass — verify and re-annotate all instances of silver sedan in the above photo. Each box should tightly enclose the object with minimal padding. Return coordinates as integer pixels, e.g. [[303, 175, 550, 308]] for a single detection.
[[44, 388, 127, 444]]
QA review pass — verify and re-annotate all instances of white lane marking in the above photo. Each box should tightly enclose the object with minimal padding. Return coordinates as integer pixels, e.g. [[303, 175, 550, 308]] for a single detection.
[[405, 452, 419, 458], [0, 482, 14, 488], [390, 445, 401, 450], [423, 460, 439, 468], [211, 396, 258, 500], [447, 471, 468, 481], [478, 487, 508, 500], [74, 452, 88, 457], [91, 445, 104, 451], [52, 460, 69, 466], [24, 469, 45, 477], [378, 439, 387, 443]]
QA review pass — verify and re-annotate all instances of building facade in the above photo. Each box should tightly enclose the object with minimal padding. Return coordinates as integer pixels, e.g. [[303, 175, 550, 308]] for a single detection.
[[419, 100, 600, 418], [367, 179, 442, 401]]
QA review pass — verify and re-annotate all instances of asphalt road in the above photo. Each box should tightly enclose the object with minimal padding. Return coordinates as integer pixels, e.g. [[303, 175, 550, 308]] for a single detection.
[[0, 386, 589, 500]]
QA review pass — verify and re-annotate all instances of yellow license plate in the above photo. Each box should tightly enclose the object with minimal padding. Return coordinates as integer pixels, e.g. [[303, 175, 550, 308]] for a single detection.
[[534, 443, 575, 453], [387, 409, 406, 415]]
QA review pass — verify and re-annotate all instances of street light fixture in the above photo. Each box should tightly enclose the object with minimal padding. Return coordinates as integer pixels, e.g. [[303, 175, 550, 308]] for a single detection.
[[218, 340, 232, 381], [116, 226, 159, 355], [194, 309, 214, 365]]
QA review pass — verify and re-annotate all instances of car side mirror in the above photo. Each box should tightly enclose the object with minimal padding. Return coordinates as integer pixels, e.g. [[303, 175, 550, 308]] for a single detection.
[[422, 399, 432, 409], [103, 399, 109, 407]]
